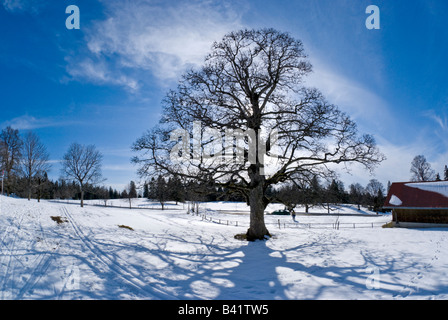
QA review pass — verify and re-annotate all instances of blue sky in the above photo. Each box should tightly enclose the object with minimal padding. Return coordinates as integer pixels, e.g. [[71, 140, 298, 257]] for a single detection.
[[1, 0, 447, 191]]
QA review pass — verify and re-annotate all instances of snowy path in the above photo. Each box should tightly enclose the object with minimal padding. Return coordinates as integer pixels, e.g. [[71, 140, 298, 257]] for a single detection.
[[1, 196, 448, 300], [59, 205, 173, 299]]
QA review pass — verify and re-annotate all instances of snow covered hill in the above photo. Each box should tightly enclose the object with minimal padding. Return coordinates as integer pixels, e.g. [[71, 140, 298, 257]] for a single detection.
[[1, 195, 448, 300]]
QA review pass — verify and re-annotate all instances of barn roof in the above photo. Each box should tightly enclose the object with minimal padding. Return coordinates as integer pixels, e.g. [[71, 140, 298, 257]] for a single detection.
[[384, 181, 448, 209]]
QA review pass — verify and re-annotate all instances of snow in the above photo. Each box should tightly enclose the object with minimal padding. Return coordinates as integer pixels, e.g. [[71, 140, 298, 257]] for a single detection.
[[405, 181, 448, 198], [389, 195, 403, 206], [1, 195, 448, 300]]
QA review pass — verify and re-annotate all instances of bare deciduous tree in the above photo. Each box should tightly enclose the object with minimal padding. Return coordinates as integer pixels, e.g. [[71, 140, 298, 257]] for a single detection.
[[20, 131, 51, 201], [410, 155, 435, 182], [0, 126, 22, 195], [132, 28, 385, 240], [365, 179, 385, 197], [61, 143, 104, 207]]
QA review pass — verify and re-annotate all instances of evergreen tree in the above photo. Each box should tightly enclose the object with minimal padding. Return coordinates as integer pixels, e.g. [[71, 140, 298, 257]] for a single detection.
[[373, 188, 385, 213], [444, 165, 448, 181], [35, 172, 51, 202], [143, 183, 149, 198], [148, 177, 156, 199], [129, 181, 138, 198], [109, 187, 114, 199], [156, 175, 168, 210], [325, 179, 345, 213], [168, 175, 185, 204]]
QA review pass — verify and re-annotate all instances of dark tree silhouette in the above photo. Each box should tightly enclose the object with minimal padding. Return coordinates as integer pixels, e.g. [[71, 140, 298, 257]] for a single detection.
[[61, 143, 104, 207], [132, 29, 385, 240]]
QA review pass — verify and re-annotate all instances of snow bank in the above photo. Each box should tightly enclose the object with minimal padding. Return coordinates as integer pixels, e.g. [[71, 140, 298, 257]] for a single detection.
[[389, 195, 403, 206], [405, 181, 448, 198]]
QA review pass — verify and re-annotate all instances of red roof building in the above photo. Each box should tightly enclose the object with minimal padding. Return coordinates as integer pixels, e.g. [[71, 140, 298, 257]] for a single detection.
[[384, 181, 448, 227]]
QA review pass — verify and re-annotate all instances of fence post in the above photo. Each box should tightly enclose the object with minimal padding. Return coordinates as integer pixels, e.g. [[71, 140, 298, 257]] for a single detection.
[[278, 219, 281, 229]]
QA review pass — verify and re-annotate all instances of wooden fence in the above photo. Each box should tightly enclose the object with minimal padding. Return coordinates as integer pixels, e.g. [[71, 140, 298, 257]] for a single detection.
[[194, 212, 386, 230]]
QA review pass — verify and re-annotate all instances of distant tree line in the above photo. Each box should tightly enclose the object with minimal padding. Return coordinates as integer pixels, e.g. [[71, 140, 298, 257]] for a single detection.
[[0, 126, 110, 205], [1, 126, 51, 200], [275, 177, 387, 213], [3, 125, 447, 212], [141, 173, 388, 213]]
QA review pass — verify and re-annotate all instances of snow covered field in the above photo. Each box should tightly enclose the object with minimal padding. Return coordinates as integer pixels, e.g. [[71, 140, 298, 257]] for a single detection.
[[1, 195, 448, 300]]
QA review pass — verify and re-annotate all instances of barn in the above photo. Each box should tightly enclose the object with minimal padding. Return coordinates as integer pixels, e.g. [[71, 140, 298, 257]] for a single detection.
[[383, 181, 448, 228]]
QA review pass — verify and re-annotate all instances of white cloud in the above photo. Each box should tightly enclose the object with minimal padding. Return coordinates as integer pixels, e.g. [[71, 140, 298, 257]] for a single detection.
[[66, 58, 140, 92], [66, 0, 246, 88], [423, 109, 448, 131], [2, 0, 45, 14], [422, 109, 448, 152], [334, 140, 421, 188], [103, 164, 135, 172], [1, 115, 83, 130], [1, 115, 56, 130], [305, 56, 392, 134]]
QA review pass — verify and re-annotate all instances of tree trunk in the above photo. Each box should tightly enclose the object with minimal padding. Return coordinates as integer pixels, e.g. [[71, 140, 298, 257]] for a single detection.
[[81, 189, 84, 208], [246, 183, 270, 241], [245, 121, 270, 240]]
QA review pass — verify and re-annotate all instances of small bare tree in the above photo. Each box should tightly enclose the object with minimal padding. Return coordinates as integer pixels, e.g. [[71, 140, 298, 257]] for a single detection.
[[61, 143, 104, 207], [124, 181, 137, 209], [410, 155, 435, 182], [19, 131, 51, 201]]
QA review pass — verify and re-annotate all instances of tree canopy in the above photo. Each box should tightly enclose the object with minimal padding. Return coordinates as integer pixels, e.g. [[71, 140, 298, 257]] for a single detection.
[[132, 28, 385, 240]]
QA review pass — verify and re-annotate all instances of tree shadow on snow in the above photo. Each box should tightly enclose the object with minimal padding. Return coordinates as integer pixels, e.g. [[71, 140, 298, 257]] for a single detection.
[[11, 225, 448, 300], [137, 230, 448, 300]]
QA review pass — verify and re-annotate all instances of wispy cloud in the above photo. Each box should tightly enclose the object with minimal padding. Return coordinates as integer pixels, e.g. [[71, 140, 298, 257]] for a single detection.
[[65, 0, 246, 89], [1, 114, 83, 130], [103, 164, 135, 172], [305, 56, 392, 134], [424, 109, 448, 132], [336, 138, 435, 187], [65, 57, 140, 92], [2, 0, 46, 14]]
